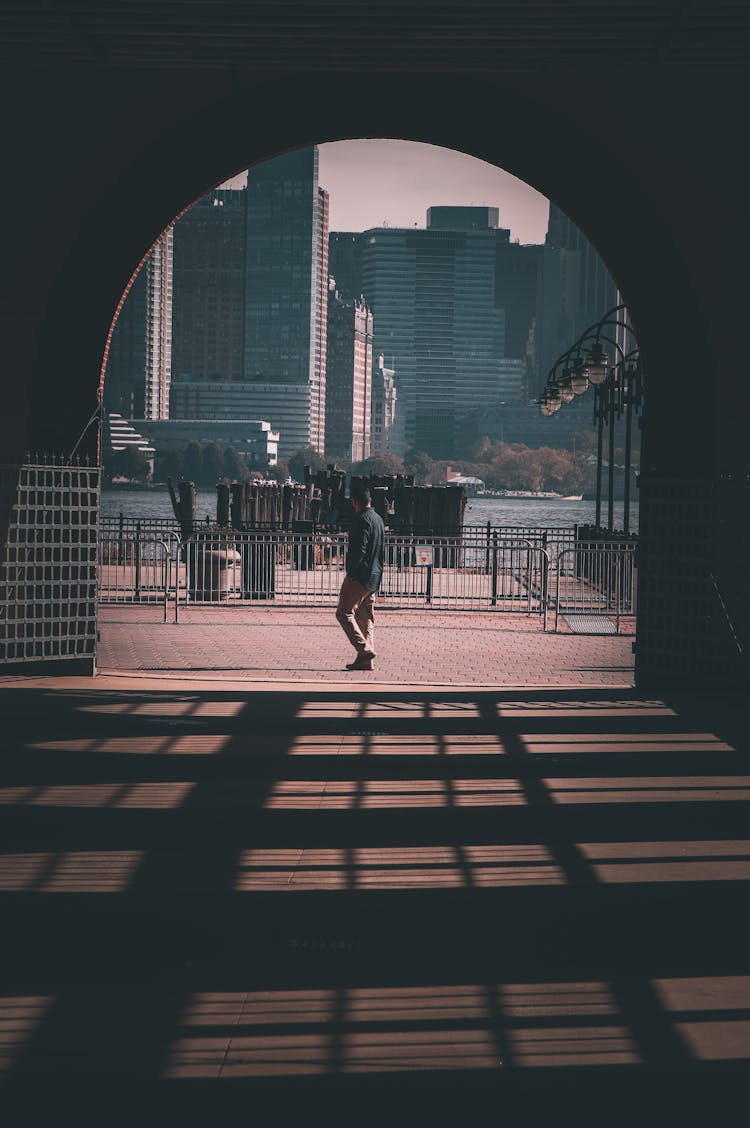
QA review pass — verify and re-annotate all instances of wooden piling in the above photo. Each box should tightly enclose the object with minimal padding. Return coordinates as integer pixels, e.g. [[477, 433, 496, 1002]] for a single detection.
[[177, 481, 196, 538], [216, 482, 230, 527]]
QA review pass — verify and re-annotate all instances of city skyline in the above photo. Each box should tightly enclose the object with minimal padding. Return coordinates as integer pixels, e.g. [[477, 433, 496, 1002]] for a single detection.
[[221, 139, 550, 245], [106, 146, 617, 463]]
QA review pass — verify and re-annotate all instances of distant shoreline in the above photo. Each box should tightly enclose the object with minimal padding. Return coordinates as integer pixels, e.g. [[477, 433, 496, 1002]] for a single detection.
[[478, 490, 583, 501], [101, 487, 639, 533], [104, 483, 584, 500]]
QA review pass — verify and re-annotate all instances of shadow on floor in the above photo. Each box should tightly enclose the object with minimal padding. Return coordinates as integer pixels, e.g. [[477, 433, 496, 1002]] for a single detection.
[[0, 684, 748, 1117]]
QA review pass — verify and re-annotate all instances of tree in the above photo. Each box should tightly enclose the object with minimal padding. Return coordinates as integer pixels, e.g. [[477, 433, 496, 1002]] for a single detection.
[[536, 447, 584, 494], [288, 446, 326, 483], [470, 435, 494, 461], [153, 447, 184, 483], [202, 441, 226, 484], [267, 456, 290, 483], [222, 446, 248, 481], [487, 444, 541, 491], [403, 447, 436, 485], [351, 452, 404, 477], [108, 446, 149, 482], [325, 453, 353, 476], [182, 441, 205, 483]]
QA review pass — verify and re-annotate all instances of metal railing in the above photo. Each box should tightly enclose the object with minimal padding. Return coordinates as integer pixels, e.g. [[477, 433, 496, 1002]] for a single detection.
[[99, 516, 578, 552], [183, 529, 349, 608], [551, 541, 637, 632], [98, 529, 180, 623], [380, 535, 549, 615], [97, 527, 636, 632]]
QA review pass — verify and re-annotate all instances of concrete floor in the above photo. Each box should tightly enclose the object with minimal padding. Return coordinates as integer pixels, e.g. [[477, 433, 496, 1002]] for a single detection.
[[0, 670, 747, 1118]]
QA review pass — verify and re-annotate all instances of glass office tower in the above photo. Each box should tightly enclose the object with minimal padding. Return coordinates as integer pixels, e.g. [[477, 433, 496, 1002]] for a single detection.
[[171, 188, 246, 388], [244, 147, 328, 453], [362, 207, 531, 458]]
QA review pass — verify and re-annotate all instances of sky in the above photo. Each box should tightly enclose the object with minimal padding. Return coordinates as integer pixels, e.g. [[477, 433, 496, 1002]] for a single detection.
[[222, 139, 550, 245]]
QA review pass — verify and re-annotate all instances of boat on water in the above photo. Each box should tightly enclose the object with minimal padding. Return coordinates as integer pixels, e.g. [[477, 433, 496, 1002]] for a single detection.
[[476, 489, 583, 501]]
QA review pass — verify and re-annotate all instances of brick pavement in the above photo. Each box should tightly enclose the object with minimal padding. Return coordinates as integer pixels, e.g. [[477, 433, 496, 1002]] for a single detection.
[[97, 604, 635, 687]]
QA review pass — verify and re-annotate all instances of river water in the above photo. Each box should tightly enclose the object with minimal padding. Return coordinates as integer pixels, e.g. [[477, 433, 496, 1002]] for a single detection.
[[101, 486, 639, 531]]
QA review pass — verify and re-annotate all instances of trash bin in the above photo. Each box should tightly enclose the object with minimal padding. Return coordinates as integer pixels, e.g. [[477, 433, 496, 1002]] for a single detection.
[[188, 543, 242, 601], [242, 533, 276, 599], [291, 520, 315, 570]]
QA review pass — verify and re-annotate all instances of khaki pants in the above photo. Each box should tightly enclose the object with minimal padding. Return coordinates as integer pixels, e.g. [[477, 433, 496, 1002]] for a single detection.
[[336, 575, 375, 654]]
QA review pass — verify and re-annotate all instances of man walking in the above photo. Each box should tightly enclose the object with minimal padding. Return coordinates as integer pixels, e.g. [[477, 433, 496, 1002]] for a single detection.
[[336, 485, 385, 671]]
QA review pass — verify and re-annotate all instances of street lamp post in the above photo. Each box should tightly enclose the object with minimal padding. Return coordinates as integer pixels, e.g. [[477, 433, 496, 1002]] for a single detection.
[[538, 305, 643, 532], [594, 382, 605, 528], [619, 358, 643, 534]]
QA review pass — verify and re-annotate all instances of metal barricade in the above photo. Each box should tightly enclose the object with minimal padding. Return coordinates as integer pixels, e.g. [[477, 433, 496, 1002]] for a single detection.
[[179, 529, 349, 608], [551, 541, 637, 633], [98, 528, 180, 623], [99, 515, 181, 539], [96, 526, 578, 621], [380, 535, 549, 613]]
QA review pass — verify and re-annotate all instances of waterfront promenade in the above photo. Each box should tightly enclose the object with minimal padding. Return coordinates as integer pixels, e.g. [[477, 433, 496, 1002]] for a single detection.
[[0, 618, 748, 1115], [96, 605, 636, 687]]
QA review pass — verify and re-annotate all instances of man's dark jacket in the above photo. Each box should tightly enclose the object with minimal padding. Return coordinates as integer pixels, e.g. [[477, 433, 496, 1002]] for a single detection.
[[346, 507, 385, 591]]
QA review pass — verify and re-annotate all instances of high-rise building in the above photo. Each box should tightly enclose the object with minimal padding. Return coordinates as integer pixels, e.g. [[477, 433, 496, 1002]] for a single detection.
[[534, 201, 618, 398], [328, 231, 365, 302], [313, 186, 330, 454], [171, 187, 246, 387], [546, 202, 617, 324], [104, 268, 148, 419], [244, 148, 328, 453], [143, 228, 173, 420], [325, 287, 373, 462], [104, 227, 173, 421], [370, 355, 402, 457], [361, 206, 538, 459], [494, 241, 543, 401]]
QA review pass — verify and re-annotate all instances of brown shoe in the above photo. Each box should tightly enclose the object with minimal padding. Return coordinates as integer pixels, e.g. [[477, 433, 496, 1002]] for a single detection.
[[345, 656, 374, 671]]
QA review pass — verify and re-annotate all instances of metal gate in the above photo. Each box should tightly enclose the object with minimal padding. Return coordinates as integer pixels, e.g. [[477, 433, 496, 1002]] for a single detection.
[[552, 541, 637, 633], [97, 527, 179, 623]]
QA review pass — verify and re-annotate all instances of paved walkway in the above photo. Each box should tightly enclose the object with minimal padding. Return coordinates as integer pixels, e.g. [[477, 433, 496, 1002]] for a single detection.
[[97, 605, 635, 687]]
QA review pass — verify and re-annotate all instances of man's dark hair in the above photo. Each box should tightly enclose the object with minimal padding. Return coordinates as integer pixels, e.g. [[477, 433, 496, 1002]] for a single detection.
[[350, 485, 371, 507]]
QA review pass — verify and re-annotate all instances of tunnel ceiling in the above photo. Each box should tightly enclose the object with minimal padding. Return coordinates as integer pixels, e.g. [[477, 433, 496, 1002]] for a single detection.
[[2, 1, 750, 72]]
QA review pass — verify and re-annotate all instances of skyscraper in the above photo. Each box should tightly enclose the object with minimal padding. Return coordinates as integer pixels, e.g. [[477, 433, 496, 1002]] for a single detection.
[[361, 206, 538, 459], [244, 147, 328, 453], [104, 227, 173, 421], [104, 266, 148, 419], [534, 201, 618, 397], [143, 228, 173, 420], [328, 231, 365, 302], [494, 240, 543, 401], [326, 287, 373, 462], [171, 187, 246, 386], [121, 150, 330, 457], [313, 185, 330, 454]]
